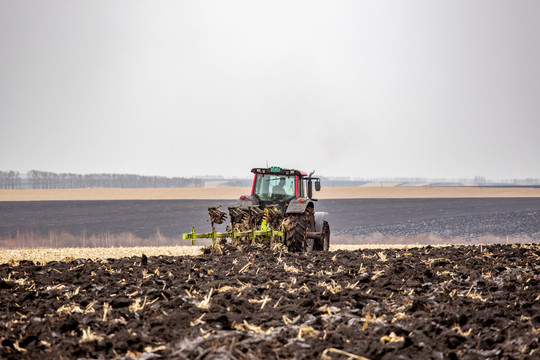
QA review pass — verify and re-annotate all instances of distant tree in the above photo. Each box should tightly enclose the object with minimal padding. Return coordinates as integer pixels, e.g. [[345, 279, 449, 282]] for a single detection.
[[16, 170, 203, 189], [0, 171, 20, 189], [474, 175, 486, 184]]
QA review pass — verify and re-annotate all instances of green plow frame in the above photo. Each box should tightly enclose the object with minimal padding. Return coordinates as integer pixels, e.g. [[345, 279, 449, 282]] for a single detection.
[[182, 227, 284, 246], [182, 205, 284, 246]]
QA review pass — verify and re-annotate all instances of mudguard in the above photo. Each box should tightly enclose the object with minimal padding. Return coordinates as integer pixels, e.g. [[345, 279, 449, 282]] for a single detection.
[[237, 195, 258, 209], [286, 198, 313, 214], [314, 212, 328, 232]]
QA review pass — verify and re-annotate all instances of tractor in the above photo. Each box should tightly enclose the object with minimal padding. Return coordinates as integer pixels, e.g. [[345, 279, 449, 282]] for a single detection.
[[183, 166, 330, 252]]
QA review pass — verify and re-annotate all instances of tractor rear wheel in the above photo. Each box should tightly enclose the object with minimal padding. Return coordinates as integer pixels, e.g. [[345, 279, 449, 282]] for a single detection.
[[285, 207, 315, 252]]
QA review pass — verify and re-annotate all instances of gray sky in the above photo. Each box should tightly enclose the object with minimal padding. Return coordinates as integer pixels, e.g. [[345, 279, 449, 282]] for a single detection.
[[1, 1, 539, 179]]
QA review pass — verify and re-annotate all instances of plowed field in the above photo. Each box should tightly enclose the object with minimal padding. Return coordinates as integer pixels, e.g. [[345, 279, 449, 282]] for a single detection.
[[1, 198, 539, 247], [1, 244, 538, 359]]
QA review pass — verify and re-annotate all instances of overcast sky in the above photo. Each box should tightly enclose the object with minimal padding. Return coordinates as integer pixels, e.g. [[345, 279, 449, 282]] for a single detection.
[[1, 1, 539, 180]]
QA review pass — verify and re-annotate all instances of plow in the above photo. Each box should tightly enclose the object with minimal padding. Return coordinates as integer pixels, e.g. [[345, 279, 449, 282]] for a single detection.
[[183, 205, 285, 247], [183, 167, 330, 252]]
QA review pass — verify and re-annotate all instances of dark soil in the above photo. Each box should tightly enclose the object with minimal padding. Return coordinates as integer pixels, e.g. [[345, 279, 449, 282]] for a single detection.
[[1, 198, 539, 247], [323, 198, 540, 240], [1, 244, 539, 359], [337, 210, 540, 240]]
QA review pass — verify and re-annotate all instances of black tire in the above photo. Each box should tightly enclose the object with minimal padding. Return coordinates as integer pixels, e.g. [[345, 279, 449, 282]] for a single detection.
[[285, 207, 315, 252], [313, 220, 330, 251], [313, 228, 323, 251], [322, 221, 330, 252]]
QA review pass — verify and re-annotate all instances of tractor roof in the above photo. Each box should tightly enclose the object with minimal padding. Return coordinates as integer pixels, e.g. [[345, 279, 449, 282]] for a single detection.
[[251, 167, 308, 177]]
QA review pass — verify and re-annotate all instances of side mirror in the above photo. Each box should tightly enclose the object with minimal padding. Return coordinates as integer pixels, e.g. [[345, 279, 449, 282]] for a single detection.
[[315, 180, 321, 191]]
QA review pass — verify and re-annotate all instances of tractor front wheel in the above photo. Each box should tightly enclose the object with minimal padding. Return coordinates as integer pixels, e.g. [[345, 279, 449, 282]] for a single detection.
[[322, 221, 330, 252], [313, 220, 330, 252]]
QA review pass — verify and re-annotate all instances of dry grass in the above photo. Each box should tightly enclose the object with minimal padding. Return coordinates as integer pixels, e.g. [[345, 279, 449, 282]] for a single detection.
[[1, 186, 539, 201], [0, 188, 251, 201], [0, 246, 203, 265], [0, 244, 435, 265], [319, 186, 540, 199]]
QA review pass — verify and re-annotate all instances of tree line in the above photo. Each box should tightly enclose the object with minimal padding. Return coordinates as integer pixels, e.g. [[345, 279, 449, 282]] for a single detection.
[[0, 170, 203, 189], [0, 171, 22, 189]]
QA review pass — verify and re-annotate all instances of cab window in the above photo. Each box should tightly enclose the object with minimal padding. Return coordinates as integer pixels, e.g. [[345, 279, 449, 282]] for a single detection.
[[254, 174, 295, 201]]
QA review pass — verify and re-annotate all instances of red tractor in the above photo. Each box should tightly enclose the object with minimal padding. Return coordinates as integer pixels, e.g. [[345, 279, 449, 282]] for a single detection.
[[237, 166, 330, 252], [183, 166, 330, 252]]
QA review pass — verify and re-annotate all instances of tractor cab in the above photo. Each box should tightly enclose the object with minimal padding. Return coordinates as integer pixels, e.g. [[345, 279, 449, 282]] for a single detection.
[[247, 167, 321, 213]]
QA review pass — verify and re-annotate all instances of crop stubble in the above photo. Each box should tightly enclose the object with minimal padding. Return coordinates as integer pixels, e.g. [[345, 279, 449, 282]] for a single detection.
[[0, 245, 422, 266], [0, 244, 538, 359]]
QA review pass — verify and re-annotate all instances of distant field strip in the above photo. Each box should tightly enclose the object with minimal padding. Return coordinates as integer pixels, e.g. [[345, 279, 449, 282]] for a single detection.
[[1, 186, 539, 201]]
